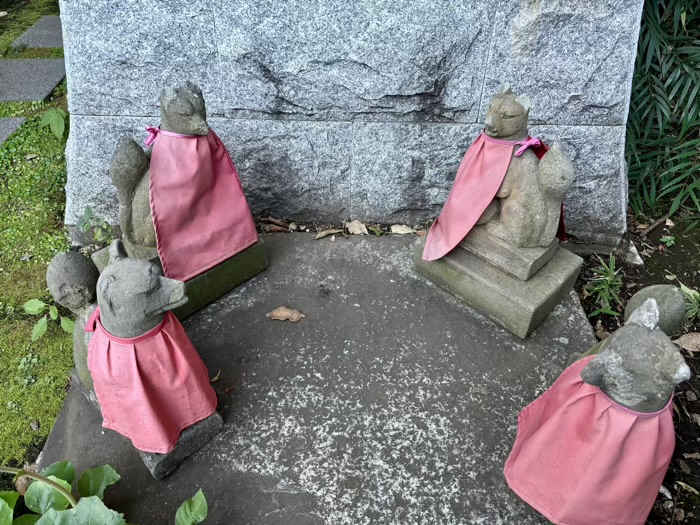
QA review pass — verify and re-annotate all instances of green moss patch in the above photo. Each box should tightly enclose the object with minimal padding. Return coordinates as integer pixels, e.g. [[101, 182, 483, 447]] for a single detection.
[[0, 78, 72, 465]]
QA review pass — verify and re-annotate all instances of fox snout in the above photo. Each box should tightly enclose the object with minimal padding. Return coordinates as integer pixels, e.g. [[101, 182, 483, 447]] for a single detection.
[[161, 277, 187, 308]]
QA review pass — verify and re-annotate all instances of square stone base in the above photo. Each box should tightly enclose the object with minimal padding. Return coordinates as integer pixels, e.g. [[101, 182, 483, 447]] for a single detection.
[[459, 225, 558, 280], [92, 240, 267, 319], [414, 238, 583, 339]]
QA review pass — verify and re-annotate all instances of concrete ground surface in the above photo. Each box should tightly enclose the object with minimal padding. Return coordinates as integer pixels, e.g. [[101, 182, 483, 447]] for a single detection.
[[0, 117, 24, 145], [0, 59, 65, 101], [12, 16, 63, 48], [41, 234, 596, 525]]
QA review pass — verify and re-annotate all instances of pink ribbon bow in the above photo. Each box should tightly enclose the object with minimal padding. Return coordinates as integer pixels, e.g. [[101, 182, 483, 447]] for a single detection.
[[514, 137, 542, 157], [144, 126, 160, 147]]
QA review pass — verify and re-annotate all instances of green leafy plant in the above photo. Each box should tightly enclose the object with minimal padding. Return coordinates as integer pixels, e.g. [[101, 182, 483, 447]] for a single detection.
[[22, 299, 73, 341], [0, 462, 208, 524], [39, 108, 67, 141], [627, 1, 700, 221], [660, 234, 676, 247], [584, 254, 623, 318], [77, 207, 113, 245], [667, 275, 700, 323]]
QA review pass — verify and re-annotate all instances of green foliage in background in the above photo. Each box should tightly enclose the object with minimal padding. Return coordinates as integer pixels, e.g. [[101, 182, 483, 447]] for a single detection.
[[584, 254, 624, 318], [0, 0, 60, 56], [627, 1, 700, 225], [0, 462, 208, 524], [0, 79, 72, 466]]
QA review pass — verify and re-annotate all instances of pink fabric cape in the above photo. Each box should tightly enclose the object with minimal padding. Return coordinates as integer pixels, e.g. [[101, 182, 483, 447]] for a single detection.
[[504, 355, 674, 525], [86, 308, 218, 453], [422, 132, 551, 261], [147, 127, 258, 281]]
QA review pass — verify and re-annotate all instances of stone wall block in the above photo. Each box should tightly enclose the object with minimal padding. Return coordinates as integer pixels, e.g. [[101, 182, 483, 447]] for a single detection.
[[481, 0, 645, 126], [59, 0, 224, 116], [215, 1, 493, 122], [350, 123, 483, 224]]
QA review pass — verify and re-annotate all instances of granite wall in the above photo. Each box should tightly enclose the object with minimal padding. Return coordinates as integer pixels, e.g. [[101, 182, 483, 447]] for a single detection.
[[59, 0, 644, 245]]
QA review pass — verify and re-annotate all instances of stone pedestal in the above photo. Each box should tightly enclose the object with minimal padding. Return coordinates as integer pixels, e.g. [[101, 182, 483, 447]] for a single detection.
[[70, 370, 224, 479], [92, 240, 267, 319], [414, 232, 582, 339], [459, 226, 558, 280], [139, 411, 224, 479]]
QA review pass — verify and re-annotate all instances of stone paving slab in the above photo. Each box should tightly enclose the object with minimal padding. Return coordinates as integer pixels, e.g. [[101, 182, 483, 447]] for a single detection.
[[12, 16, 63, 48], [0, 118, 25, 145], [40, 234, 596, 525], [0, 59, 65, 101]]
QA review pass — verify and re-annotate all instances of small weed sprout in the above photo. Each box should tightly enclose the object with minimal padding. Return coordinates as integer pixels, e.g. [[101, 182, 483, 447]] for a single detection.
[[660, 235, 676, 247], [77, 206, 113, 245], [23, 298, 74, 341], [584, 254, 623, 318], [39, 107, 67, 140], [677, 281, 700, 324]]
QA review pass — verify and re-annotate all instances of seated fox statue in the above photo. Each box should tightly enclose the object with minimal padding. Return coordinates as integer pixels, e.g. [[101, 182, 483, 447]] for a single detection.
[[108, 81, 258, 281], [423, 87, 573, 261], [504, 293, 691, 525], [50, 241, 223, 479]]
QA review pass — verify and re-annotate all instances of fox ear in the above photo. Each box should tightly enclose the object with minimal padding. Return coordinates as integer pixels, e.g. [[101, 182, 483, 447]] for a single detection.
[[97, 274, 116, 314], [108, 240, 128, 263], [580, 355, 610, 386], [626, 298, 659, 330]]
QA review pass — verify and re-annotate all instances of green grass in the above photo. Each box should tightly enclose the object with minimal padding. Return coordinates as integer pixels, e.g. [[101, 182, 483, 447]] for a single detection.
[[2, 47, 64, 59], [0, 0, 60, 56], [0, 78, 73, 466]]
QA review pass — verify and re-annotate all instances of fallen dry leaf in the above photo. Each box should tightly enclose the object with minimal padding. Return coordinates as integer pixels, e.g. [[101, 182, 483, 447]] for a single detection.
[[659, 485, 673, 500], [210, 369, 221, 383], [390, 224, 415, 235], [261, 216, 289, 227], [345, 220, 368, 235], [415, 230, 427, 237], [263, 223, 287, 233], [674, 508, 685, 522], [680, 459, 691, 475], [315, 228, 343, 240], [224, 386, 236, 394], [676, 481, 700, 496], [266, 306, 306, 323], [331, 235, 336, 242], [594, 320, 609, 340], [674, 333, 700, 354], [683, 452, 700, 460], [0, 11, 7, 17], [636, 223, 649, 231], [666, 218, 675, 228], [692, 413, 700, 426], [687, 391, 698, 402], [640, 248, 653, 257], [25, 154, 38, 161]]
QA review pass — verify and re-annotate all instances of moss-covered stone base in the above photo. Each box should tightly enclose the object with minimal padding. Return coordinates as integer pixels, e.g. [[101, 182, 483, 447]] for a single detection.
[[93, 240, 268, 319]]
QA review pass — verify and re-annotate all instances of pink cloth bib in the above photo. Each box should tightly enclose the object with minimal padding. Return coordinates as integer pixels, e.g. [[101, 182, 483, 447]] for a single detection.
[[147, 127, 258, 281], [86, 308, 218, 453], [422, 133, 550, 261], [504, 356, 674, 525]]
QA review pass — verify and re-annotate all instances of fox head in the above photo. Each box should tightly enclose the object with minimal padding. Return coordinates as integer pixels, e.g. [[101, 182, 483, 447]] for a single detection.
[[97, 240, 187, 338]]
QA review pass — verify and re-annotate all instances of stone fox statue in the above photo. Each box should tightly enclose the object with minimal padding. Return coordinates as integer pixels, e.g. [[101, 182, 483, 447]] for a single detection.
[[108, 81, 209, 258], [422, 87, 574, 261], [480, 88, 574, 248], [505, 297, 690, 525]]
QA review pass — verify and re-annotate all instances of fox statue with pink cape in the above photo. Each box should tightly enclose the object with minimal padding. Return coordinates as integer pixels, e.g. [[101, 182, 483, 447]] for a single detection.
[[423, 87, 569, 261], [108, 81, 259, 283]]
